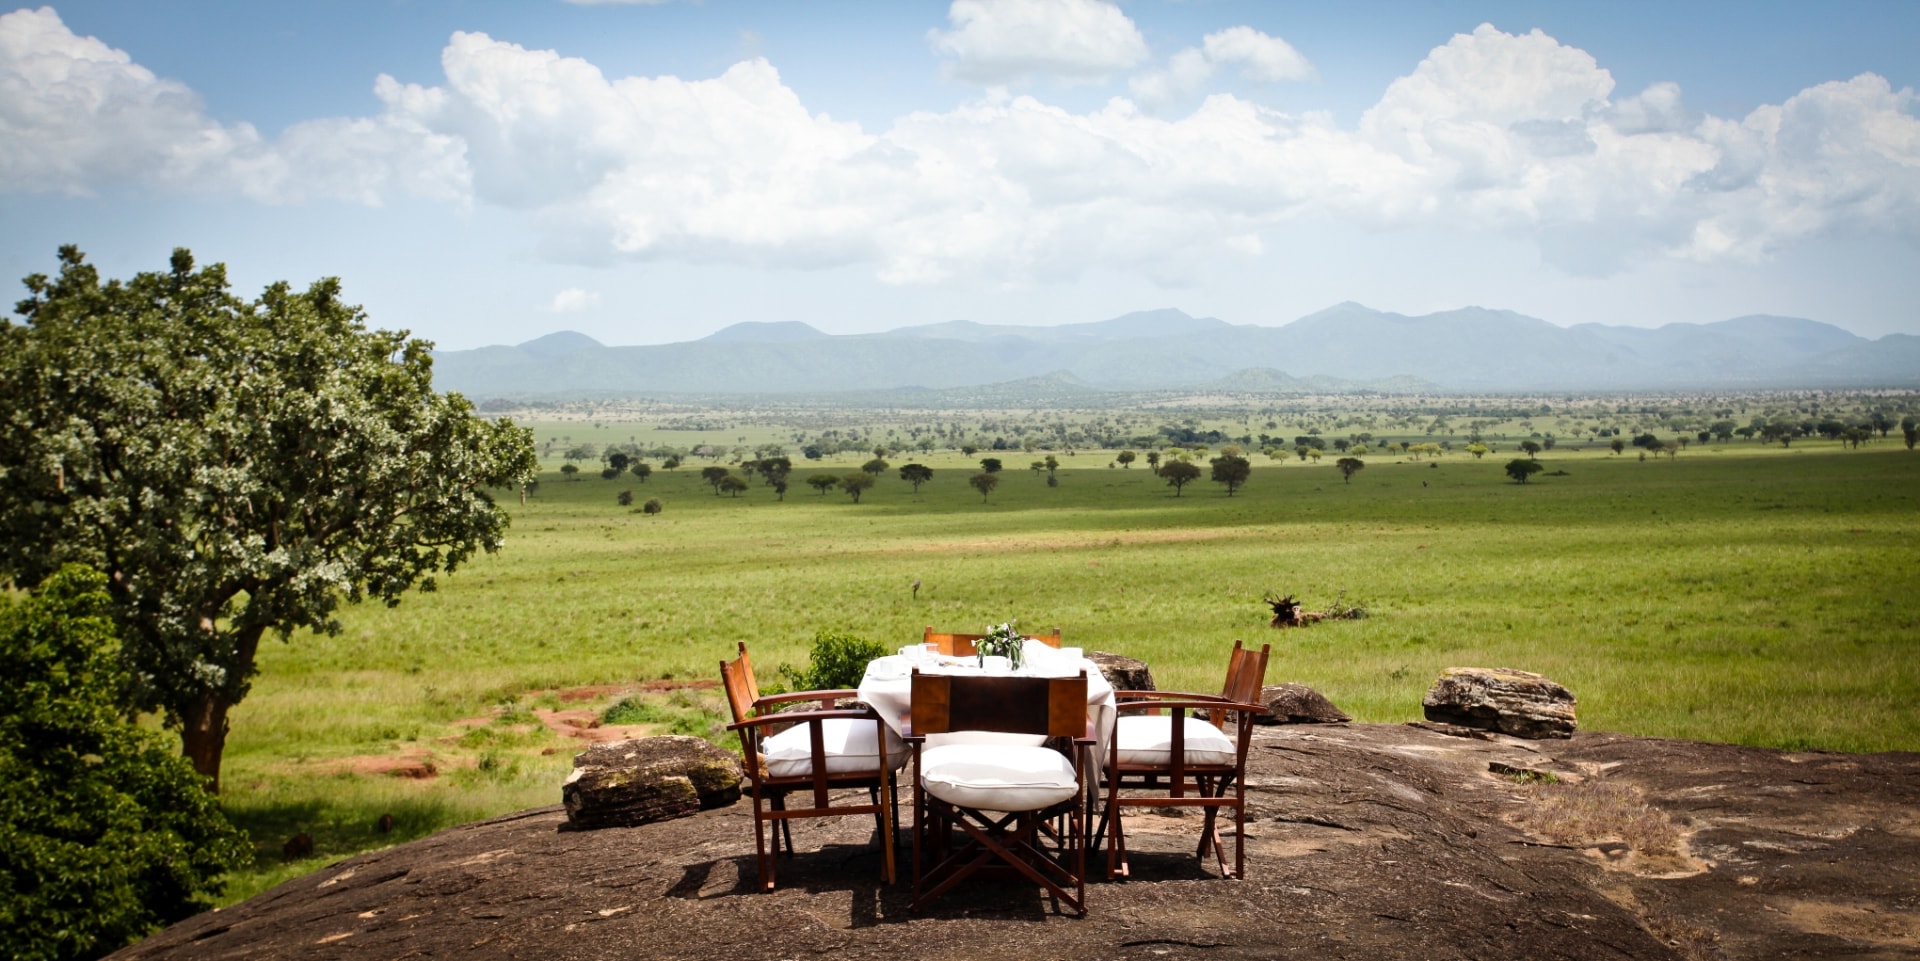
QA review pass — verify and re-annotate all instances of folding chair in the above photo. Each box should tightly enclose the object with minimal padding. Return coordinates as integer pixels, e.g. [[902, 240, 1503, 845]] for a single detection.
[[1099, 640, 1270, 880], [721, 642, 905, 891], [907, 670, 1094, 915]]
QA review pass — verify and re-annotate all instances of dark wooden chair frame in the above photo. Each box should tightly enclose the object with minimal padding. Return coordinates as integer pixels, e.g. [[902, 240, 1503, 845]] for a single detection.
[[1098, 639, 1270, 881], [720, 641, 899, 892], [922, 625, 1062, 657], [906, 670, 1095, 916]]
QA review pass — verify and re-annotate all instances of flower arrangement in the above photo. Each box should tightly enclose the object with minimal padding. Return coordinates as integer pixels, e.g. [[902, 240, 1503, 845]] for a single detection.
[[977, 620, 1025, 668]]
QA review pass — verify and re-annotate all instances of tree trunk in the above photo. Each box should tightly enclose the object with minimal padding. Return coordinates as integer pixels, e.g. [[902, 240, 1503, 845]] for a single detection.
[[180, 691, 233, 793]]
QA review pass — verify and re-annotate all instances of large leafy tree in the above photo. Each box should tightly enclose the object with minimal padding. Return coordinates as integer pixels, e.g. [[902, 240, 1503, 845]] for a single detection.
[[1161, 458, 1202, 495], [1209, 454, 1251, 496], [0, 247, 537, 790], [1, 566, 249, 961]]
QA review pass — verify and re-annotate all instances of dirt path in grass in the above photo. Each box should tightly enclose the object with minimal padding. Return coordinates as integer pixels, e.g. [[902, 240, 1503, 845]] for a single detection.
[[115, 723, 1920, 961]]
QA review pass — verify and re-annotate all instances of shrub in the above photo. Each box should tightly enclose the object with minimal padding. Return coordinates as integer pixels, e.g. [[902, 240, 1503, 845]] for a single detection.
[[641, 498, 663, 515], [0, 566, 249, 961], [778, 629, 890, 691]]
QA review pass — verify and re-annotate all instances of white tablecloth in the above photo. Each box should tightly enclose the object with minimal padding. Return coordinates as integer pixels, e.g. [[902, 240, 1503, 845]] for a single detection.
[[855, 643, 1117, 768]]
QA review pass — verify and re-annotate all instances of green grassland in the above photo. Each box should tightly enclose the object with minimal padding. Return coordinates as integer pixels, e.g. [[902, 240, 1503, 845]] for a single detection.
[[217, 438, 1920, 902]]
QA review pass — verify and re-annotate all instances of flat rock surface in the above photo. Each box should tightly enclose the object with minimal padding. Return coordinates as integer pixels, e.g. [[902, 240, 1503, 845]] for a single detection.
[[113, 724, 1920, 961]]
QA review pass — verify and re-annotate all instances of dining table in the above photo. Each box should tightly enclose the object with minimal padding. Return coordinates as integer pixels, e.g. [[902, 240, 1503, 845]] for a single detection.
[[855, 640, 1119, 773]]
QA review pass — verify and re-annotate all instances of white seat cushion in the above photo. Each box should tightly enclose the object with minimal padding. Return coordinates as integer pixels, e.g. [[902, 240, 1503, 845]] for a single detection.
[[762, 717, 909, 778], [1114, 714, 1237, 767], [919, 742, 1080, 812], [925, 731, 1048, 748]]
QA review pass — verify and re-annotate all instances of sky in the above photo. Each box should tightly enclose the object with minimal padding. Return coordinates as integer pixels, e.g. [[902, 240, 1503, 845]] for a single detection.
[[2, 1, 1917, 350]]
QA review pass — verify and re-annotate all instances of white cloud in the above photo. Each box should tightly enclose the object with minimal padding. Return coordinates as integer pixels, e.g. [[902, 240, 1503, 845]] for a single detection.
[[1130, 26, 1314, 110], [0, 7, 466, 204], [929, 0, 1148, 85], [3, 14, 1916, 286], [540, 288, 601, 312], [1200, 26, 1315, 84]]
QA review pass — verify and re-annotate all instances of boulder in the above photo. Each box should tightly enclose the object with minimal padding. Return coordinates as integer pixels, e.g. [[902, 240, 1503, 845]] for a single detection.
[[1255, 683, 1351, 724], [1088, 651, 1155, 692], [561, 736, 743, 831], [1422, 667, 1576, 739]]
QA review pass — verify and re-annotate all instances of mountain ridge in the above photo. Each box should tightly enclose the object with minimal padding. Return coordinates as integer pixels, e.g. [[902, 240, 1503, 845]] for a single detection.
[[430, 304, 1917, 399]]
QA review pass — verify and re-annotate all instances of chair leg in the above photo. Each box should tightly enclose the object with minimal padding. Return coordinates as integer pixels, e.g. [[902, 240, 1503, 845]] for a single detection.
[[878, 772, 897, 884], [751, 791, 775, 893], [1104, 777, 1129, 880]]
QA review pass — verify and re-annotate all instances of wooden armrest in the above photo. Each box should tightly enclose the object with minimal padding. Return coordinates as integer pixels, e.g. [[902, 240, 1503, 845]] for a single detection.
[[1114, 697, 1267, 716], [727, 706, 880, 732], [754, 688, 858, 709], [1114, 689, 1228, 703]]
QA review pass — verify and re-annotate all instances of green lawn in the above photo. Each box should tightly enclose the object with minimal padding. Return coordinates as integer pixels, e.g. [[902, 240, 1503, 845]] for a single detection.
[[216, 441, 1920, 901]]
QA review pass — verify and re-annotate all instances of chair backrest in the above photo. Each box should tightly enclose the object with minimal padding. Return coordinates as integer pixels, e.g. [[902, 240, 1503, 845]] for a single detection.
[[1212, 639, 1270, 727], [911, 671, 1087, 739], [923, 626, 1063, 657], [719, 641, 759, 726]]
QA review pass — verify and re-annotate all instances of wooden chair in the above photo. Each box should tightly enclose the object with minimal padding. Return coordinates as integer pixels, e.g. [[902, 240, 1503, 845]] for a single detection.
[[1098, 640, 1270, 881], [720, 642, 904, 892], [922, 625, 1062, 658], [907, 670, 1094, 916]]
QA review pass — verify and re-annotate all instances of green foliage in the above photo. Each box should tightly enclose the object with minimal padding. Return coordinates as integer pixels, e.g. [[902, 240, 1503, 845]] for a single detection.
[[1504, 458, 1545, 483], [840, 472, 875, 502], [778, 630, 890, 692], [0, 566, 248, 961], [641, 498, 663, 515], [0, 248, 538, 787], [807, 472, 839, 495], [899, 463, 933, 492], [600, 692, 723, 740], [968, 471, 1000, 501], [1160, 458, 1202, 494], [1335, 457, 1365, 482], [1210, 453, 1252, 495]]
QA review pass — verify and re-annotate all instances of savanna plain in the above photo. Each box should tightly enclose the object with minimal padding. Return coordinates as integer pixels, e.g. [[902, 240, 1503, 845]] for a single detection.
[[216, 396, 1920, 903]]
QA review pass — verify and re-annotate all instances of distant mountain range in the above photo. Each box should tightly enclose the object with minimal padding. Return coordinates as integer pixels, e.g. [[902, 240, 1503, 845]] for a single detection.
[[430, 304, 1920, 400]]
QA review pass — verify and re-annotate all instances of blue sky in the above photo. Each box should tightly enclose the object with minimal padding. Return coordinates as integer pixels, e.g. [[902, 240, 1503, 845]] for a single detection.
[[3, 0, 1917, 349]]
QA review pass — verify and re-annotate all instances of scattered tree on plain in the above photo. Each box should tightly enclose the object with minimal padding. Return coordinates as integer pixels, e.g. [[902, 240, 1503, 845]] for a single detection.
[[1335, 457, 1365, 483], [1505, 458, 1544, 483], [0, 247, 537, 788], [968, 471, 999, 502], [561, 463, 580, 480], [617, 490, 634, 507], [642, 498, 663, 515], [1145, 451, 1161, 474], [1116, 450, 1136, 468], [1610, 438, 1626, 455], [861, 457, 889, 476], [700, 465, 731, 494], [807, 472, 839, 495], [1519, 440, 1543, 460], [631, 462, 652, 483], [1210, 453, 1252, 496], [841, 472, 874, 503], [1161, 459, 1202, 496], [899, 463, 933, 493], [980, 457, 1003, 473]]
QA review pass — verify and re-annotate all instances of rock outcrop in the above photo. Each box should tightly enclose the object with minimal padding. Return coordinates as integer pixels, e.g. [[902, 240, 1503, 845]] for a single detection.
[[1254, 682, 1351, 724], [561, 735, 742, 830], [1087, 651, 1154, 692], [1422, 666, 1576, 739]]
